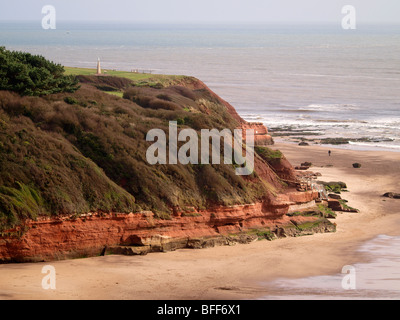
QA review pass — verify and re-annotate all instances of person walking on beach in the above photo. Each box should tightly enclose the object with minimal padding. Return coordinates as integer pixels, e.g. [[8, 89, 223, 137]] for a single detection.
[[328, 150, 331, 157]]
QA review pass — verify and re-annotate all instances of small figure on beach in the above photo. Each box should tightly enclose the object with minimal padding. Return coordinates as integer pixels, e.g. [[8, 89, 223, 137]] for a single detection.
[[328, 150, 331, 157]]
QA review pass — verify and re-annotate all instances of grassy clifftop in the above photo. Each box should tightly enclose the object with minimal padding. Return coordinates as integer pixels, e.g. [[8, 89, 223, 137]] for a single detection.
[[65, 67, 190, 88], [0, 55, 289, 232]]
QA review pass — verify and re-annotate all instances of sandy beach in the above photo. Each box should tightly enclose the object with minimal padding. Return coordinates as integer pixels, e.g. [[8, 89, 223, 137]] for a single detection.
[[1, 143, 399, 300]]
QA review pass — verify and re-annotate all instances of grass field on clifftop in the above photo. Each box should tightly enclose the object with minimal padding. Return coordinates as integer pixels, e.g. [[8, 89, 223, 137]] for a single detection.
[[65, 67, 187, 85]]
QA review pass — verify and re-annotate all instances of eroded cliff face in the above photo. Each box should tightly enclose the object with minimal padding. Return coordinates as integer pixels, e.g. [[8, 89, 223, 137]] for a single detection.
[[0, 190, 333, 263], [0, 74, 331, 263], [179, 77, 274, 146]]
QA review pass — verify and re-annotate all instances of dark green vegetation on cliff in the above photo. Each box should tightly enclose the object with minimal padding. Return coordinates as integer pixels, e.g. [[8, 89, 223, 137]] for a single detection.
[[0, 51, 293, 231], [0, 47, 79, 96]]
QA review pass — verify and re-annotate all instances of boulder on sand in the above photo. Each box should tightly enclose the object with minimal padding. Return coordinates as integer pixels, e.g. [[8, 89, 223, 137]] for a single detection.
[[383, 192, 400, 199], [295, 166, 310, 171]]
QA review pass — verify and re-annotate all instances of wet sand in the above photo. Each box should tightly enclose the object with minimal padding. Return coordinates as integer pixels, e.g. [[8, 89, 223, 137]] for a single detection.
[[1, 143, 399, 300]]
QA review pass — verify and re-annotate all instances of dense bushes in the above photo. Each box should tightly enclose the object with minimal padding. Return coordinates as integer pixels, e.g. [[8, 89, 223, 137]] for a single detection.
[[168, 86, 196, 101], [123, 88, 181, 111], [0, 47, 79, 96], [0, 105, 138, 230], [0, 67, 283, 231], [76, 75, 132, 92]]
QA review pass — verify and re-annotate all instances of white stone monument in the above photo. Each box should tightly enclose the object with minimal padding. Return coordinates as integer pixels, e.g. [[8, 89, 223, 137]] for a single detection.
[[96, 58, 101, 75]]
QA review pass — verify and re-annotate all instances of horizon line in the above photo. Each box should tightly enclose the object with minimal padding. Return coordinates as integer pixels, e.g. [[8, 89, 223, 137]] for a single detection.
[[1, 19, 400, 26]]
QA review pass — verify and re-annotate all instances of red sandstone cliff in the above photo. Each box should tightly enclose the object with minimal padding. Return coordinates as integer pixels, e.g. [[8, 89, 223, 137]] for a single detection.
[[0, 75, 325, 263], [0, 190, 329, 263]]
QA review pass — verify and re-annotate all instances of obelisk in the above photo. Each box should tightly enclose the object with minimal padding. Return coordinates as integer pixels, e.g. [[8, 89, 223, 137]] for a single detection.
[[96, 58, 101, 75]]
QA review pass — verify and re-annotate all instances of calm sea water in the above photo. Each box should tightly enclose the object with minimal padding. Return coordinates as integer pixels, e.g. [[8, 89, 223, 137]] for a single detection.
[[1, 22, 400, 150]]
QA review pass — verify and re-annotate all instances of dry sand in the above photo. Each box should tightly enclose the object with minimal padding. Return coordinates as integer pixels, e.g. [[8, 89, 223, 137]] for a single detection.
[[1, 143, 399, 300]]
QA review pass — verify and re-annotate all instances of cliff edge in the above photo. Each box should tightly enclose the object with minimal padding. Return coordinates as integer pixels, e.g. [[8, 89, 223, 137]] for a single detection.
[[0, 55, 332, 262]]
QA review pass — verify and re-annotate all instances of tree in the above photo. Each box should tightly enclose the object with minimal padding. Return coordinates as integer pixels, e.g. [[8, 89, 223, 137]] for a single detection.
[[0, 47, 79, 96]]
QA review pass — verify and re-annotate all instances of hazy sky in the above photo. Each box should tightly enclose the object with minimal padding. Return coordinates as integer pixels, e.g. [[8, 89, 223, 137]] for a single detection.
[[1, 0, 400, 24]]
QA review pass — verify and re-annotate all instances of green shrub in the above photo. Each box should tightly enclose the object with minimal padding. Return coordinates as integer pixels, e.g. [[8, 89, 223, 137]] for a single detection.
[[176, 118, 185, 125], [255, 146, 283, 166], [317, 204, 337, 218], [256, 230, 275, 241], [64, 97, 78, 105], [338, 199, 357, 211], [0, 47, 79, 96], [323, 182, 347, 193]]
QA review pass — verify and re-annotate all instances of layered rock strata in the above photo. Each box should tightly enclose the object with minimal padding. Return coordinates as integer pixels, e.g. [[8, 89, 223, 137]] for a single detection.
[[0, 190, 333, 263]]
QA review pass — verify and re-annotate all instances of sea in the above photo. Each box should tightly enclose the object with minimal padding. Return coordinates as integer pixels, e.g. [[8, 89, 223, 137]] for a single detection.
[[1, 22, 400, 300], [1, 21, 400, 151]]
